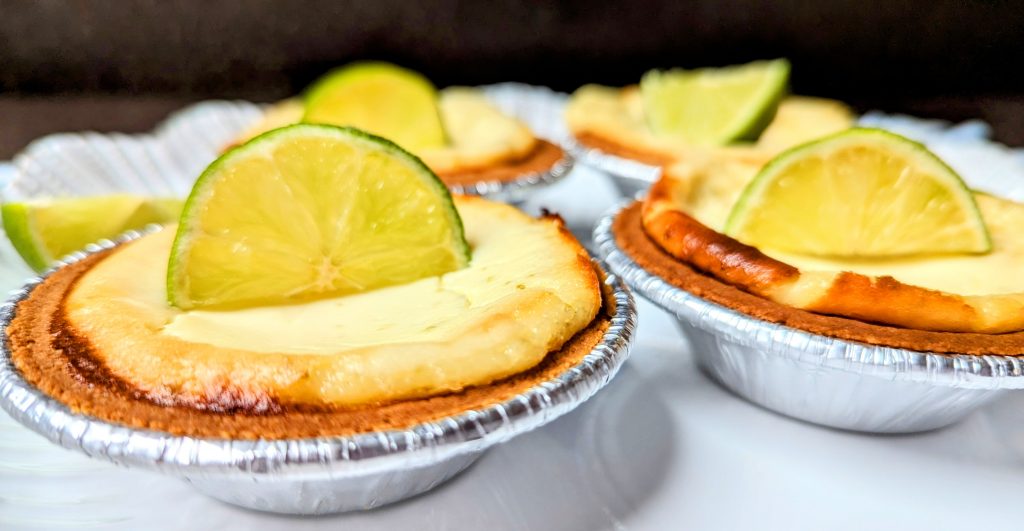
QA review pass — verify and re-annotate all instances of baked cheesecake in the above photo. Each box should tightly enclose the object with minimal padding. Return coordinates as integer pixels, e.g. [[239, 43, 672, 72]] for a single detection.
[[7, 196, 610, 439], [613, 140, 1024, 355], [567, 85, 854, 166]]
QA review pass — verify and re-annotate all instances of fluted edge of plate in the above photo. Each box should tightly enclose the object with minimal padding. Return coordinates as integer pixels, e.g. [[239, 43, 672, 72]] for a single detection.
[[6, 101, 265, 201]]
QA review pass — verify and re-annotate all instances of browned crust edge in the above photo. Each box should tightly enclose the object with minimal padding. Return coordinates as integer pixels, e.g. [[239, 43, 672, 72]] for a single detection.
[[573, 131, 676, 167], [435, 139, 566, 186], [615, 201, 1024, 355], [643, 178, 799, 293], [8, 245, 611, 440], [642, 174, 1011, 333]]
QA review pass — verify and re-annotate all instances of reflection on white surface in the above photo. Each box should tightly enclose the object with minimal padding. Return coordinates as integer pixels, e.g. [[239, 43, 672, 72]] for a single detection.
[[4, 167, 1024, 530]]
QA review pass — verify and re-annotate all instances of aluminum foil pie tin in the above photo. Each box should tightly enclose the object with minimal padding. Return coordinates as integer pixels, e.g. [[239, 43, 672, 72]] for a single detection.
[[566, 141, 661, 199], [594, 203, 1024, 434], [0, 229, 637, 514], [0, 84, 630, 515]]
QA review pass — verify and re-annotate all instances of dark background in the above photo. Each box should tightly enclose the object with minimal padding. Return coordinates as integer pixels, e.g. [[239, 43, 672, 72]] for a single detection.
[[2, 0, 1023, 158]]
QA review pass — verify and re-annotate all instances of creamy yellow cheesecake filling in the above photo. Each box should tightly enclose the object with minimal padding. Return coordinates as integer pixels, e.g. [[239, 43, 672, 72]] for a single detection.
[[236, 89, 537, 173], [566, 85, 854, 159], [64, 197, 601, 406], [660, 157, 1024, 329]]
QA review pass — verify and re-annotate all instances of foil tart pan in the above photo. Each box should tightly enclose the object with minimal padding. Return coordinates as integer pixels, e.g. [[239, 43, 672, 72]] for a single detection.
[[595, 203, 1024, 434], [566, 141, 661, 199], [0, 85, 630, 514], [0, 228, 637, 514]]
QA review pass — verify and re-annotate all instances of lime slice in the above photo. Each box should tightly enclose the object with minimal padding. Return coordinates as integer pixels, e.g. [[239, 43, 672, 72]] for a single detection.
[[302, 62, 447, 152], [640, 59, 790, 145], [168, 123, 469, 310], [2, 195, 183, 271], [724, 128, 991, 257]]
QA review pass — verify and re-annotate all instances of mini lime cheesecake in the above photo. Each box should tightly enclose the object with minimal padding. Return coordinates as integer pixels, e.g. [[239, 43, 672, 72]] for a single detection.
[[638, 128, 1024, 337], [566, 60, 855, 165], [234, 63, 564, 185], [6, 124, 608, 439], [239, 89, 538, 175]]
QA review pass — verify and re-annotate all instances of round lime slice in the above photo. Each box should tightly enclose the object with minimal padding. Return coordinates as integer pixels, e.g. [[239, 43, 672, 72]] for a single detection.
[[640, 59, 790, 145], [302, 62, 447, 152], [167, 123, 469, 309], [2, 195, 182, 271], [724, 128, 991, 257]]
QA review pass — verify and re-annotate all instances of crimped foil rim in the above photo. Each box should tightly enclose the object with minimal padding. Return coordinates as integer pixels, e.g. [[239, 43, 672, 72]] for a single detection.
[[444, 149, 574, 200], [566, 140, 661, 185], [0, 228, 637, 478], [594, 201, 1024, 390]]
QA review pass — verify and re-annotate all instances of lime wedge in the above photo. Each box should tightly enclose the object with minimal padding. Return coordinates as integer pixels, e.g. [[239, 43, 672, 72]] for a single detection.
[[640, 59, 790, 145], [724, 128, 991, 257], [2, 195, 182, 271], [302, 62, 447, 152], [167, 123, 469, 310]]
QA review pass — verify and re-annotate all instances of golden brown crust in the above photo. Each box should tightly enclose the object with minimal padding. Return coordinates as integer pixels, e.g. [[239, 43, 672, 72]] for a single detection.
[[615, 201, 1024, 355], [435, 139, 566, 186], [573, 132, 675, 167], [643, 178, 799, 293], [9, 248, 611, 439], [806, 272, 981, 333]]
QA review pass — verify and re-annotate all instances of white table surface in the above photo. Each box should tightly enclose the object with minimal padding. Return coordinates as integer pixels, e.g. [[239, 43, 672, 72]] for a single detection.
[[3, 161, 1024, 531]]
